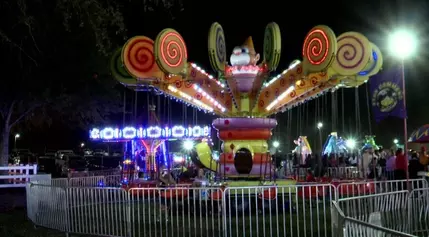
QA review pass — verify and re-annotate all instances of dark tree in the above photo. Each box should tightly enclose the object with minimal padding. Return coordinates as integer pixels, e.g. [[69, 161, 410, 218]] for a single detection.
[[0, 0, 127, 165]]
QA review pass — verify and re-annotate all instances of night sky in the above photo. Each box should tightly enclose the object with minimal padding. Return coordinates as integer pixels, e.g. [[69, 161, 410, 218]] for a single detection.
[[17, 0, 429, 152]]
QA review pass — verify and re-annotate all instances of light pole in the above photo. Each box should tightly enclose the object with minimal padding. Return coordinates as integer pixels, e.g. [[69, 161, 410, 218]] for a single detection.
[[14, 134, 20, 150], [388, 29, 417, 182]]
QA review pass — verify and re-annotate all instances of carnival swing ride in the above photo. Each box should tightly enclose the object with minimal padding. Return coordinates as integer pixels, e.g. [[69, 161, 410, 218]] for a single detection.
[[91, 22, 383, 192]]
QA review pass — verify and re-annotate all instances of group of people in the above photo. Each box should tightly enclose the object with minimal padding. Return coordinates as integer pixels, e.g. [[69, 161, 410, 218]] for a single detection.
[[365, 147, 428, 180], [276, 146, 429, 180]]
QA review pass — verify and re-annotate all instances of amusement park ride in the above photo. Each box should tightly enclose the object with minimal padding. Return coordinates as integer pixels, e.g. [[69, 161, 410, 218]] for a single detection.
[[90, 22, 383, 189]]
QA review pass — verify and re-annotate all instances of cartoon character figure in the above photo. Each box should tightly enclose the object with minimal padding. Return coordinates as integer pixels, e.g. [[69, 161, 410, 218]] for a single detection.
[[293, 136, 312, 164], [336, 137, 348, 154], [323, 132, 338, 155], [230, 36, 260, 66], [361, 135, 379, 151]]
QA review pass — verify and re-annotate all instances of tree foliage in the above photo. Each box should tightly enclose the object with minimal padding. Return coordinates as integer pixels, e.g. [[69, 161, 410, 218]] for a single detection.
[[0, 0, 128, 165]]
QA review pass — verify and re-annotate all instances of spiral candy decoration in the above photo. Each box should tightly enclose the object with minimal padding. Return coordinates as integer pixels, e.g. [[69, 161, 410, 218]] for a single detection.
[[208, 22, 226, 72], [332, 32, 371, 76], [302, 25, 337, 73], [155, 28, 188, 75], [358, 42, 383, 77], [110, 48, 136, 85], [263, 22, 281, 71], [122, 36, 158, 79]]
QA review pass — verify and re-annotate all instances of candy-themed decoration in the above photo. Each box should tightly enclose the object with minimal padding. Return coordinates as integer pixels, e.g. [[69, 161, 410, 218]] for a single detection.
[[101, 23, 383, 179], [263, 22, 281, 71], [361, 135, 380, 151], [358, 42, 383, 77], [302, 25, 337, 73], [322, 132, 348, 155], [292, 136, 312, 164], [208, 22, 227, 72], [332, 32, 372, 76], [122, 36, 162, 80], [110, 48, 137, 85], [154, 29, 188, 75]]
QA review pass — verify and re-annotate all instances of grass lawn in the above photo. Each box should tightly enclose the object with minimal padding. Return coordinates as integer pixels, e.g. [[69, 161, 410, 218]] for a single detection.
[[4, 198, 333, 237], [0, 209, 73, 237]]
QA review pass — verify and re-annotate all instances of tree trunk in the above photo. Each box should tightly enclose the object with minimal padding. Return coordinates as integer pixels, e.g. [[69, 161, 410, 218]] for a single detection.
[[0, 127, 10, 167]]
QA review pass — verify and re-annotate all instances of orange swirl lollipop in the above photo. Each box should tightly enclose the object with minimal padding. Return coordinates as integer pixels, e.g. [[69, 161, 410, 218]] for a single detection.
[[302, 25, 337, 73], [122, 36, 160, 80]]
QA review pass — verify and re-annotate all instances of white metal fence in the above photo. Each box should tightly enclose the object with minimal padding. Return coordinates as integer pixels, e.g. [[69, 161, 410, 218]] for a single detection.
[[0, 164, 37, 188], [68, 168, 121, 178], [332, 188, 429, 237], [26, 177, 429, 237]]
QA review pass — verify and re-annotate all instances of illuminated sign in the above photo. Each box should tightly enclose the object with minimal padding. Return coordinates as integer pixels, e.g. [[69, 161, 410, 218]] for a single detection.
[[89, 125, 211, 140]]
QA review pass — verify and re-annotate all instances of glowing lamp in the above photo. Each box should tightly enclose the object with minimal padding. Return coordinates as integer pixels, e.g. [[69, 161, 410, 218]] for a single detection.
[[183, 140, 194, 150], [346, 139, 356, 149], [388, 30, 417, 59], [393, 139, 399, 144], [273, 141, 280, 148], [317, 122, 323, 129]]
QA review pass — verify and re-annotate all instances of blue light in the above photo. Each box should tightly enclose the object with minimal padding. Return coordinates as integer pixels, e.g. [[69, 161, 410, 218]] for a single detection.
[[358, 50, 378, 76], [97, 180, 105, 187]]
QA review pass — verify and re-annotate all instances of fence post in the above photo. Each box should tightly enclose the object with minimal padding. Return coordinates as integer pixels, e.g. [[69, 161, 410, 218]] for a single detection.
[[222, 188, 228, 237], [126, 190, 132, 237], [64, 186, 71, 236], [25, 165, 30, 183]]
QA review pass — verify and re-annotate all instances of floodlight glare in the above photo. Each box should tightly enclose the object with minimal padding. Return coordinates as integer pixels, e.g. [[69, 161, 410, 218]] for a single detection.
[[389, 30, 417, 59], [183, 140, 194, 150]]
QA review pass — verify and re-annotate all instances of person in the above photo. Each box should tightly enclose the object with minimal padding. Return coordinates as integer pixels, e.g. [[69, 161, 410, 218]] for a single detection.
[[306, 169, 316, 182], [378, 153, 387, 179], [409, 152, 424, 179], [419, 146, 429, 171], [385, 150, 396, 180], [394, 148, 407, 180], [367, 158, 378, 179]]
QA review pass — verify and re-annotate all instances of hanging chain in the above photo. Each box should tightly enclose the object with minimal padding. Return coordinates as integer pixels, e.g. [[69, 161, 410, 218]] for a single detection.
[[365, 83, 372, 135], [321, 95, 324, 125], [341, 88, 345, 134], [355, 87, 361, 135], [146, 92, 150, 124]]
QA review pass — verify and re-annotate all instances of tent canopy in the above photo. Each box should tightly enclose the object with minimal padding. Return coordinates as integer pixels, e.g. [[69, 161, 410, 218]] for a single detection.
[[408, 124, 429, 143]]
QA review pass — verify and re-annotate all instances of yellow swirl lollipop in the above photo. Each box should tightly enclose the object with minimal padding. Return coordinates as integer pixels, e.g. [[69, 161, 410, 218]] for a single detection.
[[154, 28, 188, 75], [332, 32, 372, 76]]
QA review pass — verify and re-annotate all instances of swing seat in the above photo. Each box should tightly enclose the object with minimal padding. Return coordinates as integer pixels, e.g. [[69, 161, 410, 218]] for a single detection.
[[159, 188, 190, 199], [297, 185, 326, 199], [211, 190, 224, 200], [334, 181, 376, 196], [258, 187, 277, 200]]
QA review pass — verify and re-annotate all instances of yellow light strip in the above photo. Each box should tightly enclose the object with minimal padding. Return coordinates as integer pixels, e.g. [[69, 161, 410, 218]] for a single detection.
[[190, 63, 225, 88], [265, 86, 295, 111], [193, 84, 226, 112], [264, 60, 301, 87], [167, 85, 214, 112]]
